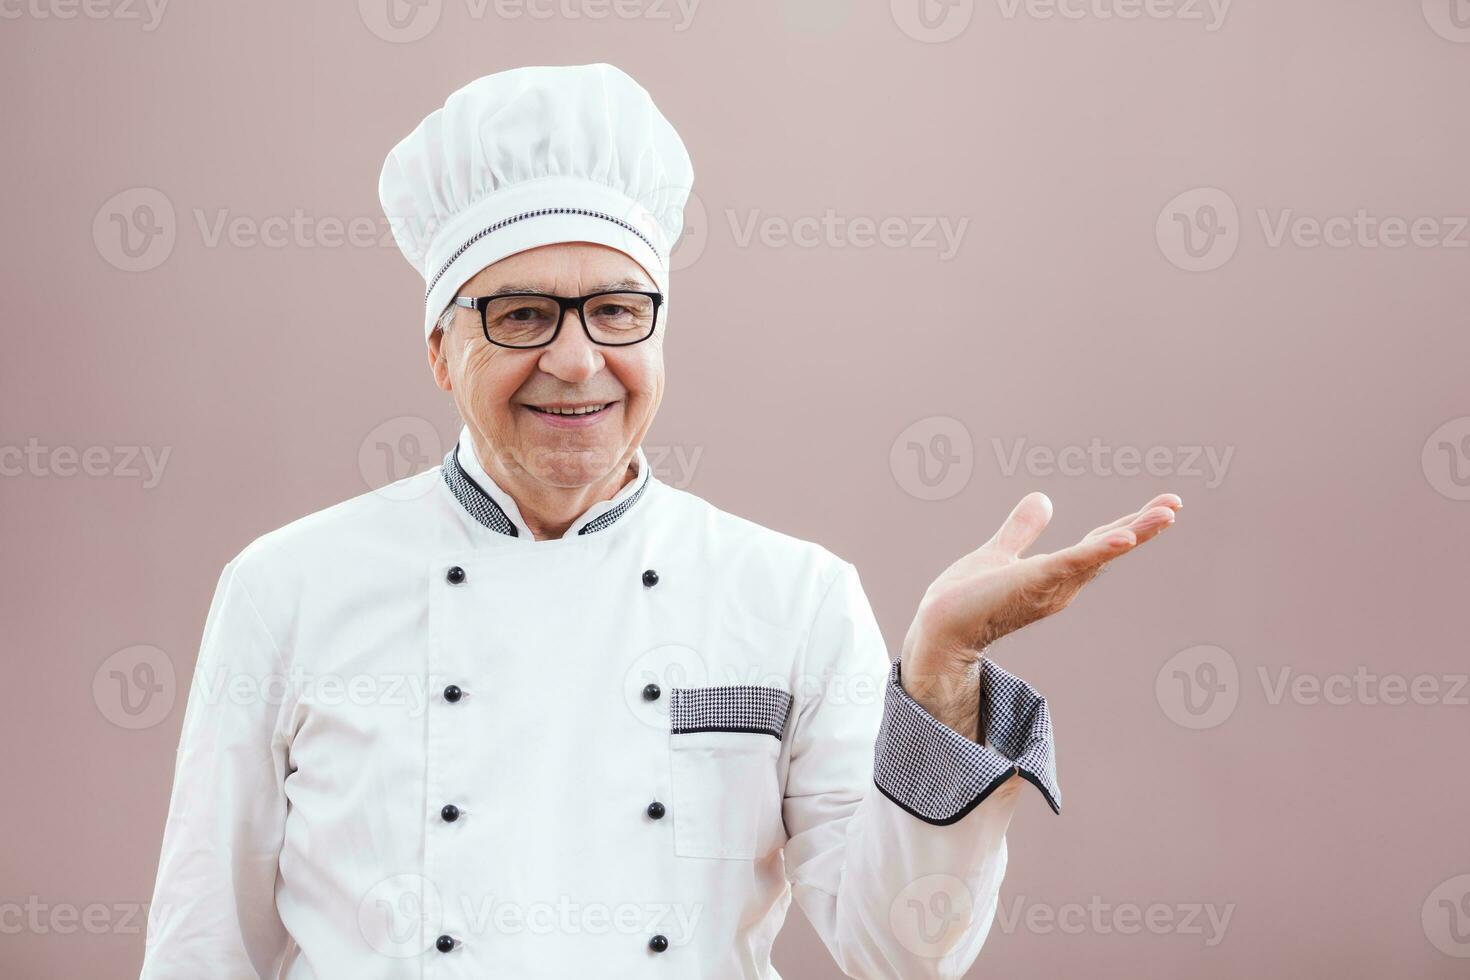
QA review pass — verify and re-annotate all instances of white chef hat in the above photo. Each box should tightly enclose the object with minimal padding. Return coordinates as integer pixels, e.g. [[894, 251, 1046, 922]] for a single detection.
[[379, 63, 694, 340]]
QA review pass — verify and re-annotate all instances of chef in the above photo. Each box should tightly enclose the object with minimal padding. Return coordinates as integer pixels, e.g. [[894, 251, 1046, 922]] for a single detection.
[[138, 63, 1181, 980]]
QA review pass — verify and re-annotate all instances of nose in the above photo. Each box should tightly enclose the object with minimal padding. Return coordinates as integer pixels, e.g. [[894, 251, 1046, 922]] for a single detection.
[[536, 306, 603, 383]]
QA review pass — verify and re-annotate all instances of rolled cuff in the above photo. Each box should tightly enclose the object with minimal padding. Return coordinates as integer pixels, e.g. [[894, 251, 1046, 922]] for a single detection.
[[873, 658, 1061, 825]]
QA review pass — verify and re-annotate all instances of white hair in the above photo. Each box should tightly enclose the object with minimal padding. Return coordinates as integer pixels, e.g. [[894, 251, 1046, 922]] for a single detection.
[[430, 301, 456, 350]]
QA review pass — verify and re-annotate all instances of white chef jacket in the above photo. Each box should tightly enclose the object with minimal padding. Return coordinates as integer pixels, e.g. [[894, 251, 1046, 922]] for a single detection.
[[139, 427, 1060, 980]]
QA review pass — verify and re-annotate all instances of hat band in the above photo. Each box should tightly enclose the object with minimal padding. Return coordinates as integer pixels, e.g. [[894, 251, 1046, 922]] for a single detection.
[[425, 206, 665, 302]]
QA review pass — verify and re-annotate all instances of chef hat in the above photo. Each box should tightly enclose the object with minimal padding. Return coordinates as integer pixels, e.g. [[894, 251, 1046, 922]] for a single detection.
[[379, 63, 694, 340]]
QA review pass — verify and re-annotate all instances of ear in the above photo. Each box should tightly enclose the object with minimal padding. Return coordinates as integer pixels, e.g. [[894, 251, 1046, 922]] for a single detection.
[[427, 325, 454, 392]]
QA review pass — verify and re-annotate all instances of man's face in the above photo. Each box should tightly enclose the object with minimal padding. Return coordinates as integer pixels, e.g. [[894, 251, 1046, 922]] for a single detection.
[[428, 242, 665, 489]]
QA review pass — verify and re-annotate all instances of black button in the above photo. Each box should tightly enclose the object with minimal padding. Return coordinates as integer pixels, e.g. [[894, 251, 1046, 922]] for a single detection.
[[443, 684, 462, 703], [646, 801, 665, 820], [436, 934, 455, 953], [642, 683, 661, 702], [441, 804, 460, 822], [642, 569, 659, 587], [446, 566, 466, 585], [649, 934, 669, 953]]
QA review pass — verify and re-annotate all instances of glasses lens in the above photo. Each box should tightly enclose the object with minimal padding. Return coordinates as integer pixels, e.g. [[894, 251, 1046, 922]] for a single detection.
[[482, 295, 562, 347], [584, 293, 657, 345]]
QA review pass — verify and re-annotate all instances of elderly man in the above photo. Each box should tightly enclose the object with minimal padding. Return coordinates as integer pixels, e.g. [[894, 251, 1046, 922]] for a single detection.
[[139, 63, 1179, 979]]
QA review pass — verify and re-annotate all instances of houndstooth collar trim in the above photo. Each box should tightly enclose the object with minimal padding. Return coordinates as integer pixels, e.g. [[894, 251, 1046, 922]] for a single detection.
[[441, 429, 651, 539]]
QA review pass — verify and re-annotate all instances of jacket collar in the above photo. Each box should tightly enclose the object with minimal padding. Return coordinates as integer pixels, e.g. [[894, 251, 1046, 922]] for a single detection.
[[441, 425, 651, 539]]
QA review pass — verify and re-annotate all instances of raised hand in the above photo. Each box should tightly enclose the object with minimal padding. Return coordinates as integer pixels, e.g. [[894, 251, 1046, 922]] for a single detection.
[[899, 491, 1182, 734]]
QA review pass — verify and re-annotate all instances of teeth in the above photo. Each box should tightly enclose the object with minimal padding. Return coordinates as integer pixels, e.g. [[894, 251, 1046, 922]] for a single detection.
[[537, 403, 607, 416]]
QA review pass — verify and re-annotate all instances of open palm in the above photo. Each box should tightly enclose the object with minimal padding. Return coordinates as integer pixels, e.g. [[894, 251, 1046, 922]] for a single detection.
[[900, 491, 1183, 698]]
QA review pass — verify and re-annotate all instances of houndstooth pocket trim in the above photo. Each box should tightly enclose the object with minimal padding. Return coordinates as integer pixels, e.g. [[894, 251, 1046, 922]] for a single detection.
[[670, 685, 794, 740]]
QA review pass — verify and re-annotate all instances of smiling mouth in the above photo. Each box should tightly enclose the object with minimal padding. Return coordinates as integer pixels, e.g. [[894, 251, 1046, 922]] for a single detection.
[[525, 402, 616, 417]]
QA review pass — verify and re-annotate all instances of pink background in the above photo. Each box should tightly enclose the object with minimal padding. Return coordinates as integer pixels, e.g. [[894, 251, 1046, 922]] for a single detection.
[[3, 1, 1469, 976]]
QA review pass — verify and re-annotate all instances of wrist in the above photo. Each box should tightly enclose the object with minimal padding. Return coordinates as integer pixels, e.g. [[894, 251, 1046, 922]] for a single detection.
[[899, 653, 984, 738]]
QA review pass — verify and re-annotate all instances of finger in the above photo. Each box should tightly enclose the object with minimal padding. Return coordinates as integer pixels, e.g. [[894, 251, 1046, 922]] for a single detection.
[[1085, 511, 1144, 540], [1084, 494, 1183, 539], [987, 491, 1053, 557], [1036, 527, 1136, 580], [1047, 504, 1179, 579], [1127, 506, 1178, 547]]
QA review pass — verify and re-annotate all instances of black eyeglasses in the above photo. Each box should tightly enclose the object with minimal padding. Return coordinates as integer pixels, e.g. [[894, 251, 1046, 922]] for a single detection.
[[453, 290, 664, 349]]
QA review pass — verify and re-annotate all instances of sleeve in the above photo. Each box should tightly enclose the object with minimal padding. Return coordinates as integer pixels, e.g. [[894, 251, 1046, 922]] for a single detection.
[[138, 556, 295, 980], [781, 560, 1060, 980]]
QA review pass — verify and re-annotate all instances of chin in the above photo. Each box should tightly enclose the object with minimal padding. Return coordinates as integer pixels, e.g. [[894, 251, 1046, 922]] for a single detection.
[[524, 445, 625, 488]]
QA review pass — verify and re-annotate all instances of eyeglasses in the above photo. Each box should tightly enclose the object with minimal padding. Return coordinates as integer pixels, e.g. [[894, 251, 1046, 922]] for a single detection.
[[453, 290, 664, 349]]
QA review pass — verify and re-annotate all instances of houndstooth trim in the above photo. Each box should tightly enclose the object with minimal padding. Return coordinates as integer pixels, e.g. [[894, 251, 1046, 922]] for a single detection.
[[441, 444, 650, 537], [670, 685, 794, 740], [442, 448, 518, 537], [578, 462, 650, 535], [874, 658, 1060, 825]]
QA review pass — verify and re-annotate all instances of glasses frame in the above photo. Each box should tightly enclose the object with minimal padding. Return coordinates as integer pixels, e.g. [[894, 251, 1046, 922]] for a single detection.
[[453, 290, 664, 349]]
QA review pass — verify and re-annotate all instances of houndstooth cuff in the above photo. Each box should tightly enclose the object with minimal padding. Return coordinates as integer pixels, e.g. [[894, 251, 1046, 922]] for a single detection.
[[873, 658, 1060, 825]]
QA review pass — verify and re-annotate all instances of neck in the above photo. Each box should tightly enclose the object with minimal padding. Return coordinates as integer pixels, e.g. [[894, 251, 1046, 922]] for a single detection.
[[468, 431, 637, 541]]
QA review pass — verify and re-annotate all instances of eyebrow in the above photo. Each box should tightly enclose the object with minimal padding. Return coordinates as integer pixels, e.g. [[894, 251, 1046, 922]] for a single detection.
[[484, 278, 652, 297]]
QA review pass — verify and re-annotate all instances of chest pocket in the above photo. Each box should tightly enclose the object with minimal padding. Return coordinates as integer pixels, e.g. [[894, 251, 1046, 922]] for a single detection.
[[668, 685, 793, 860]]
